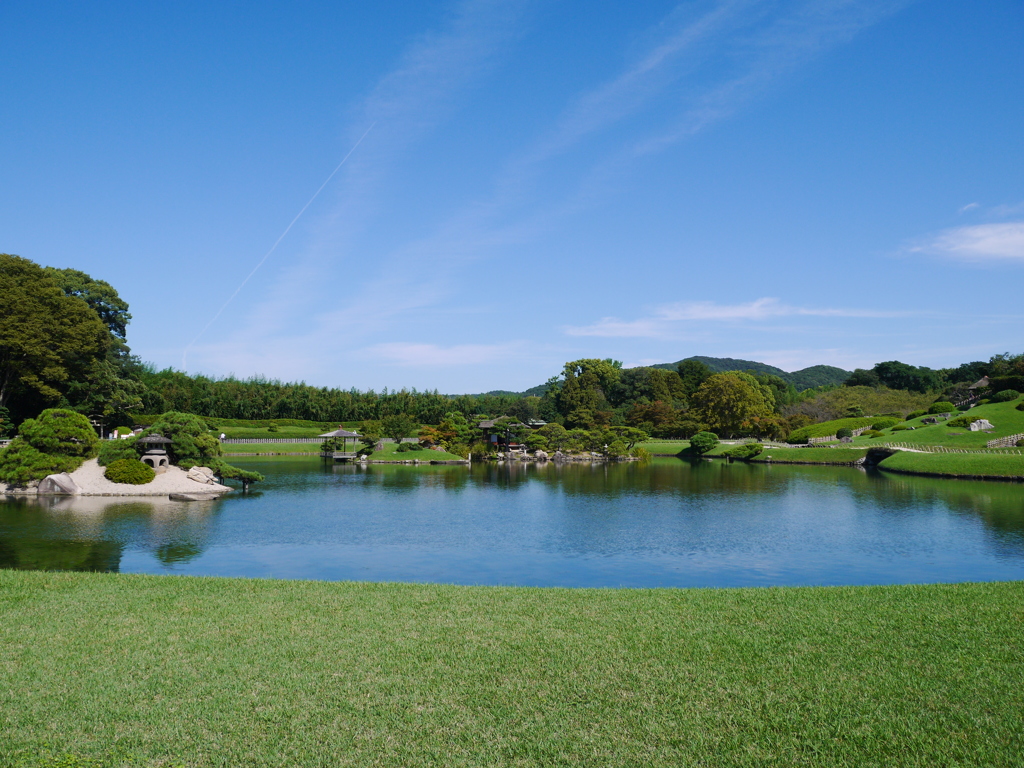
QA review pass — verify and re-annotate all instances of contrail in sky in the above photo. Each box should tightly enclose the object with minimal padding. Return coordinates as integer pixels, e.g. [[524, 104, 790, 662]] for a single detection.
[[182, 121, 377, 372]]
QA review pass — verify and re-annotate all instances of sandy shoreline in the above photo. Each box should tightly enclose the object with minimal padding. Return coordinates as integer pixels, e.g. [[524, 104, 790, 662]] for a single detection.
[[0, 458, 233, 497]]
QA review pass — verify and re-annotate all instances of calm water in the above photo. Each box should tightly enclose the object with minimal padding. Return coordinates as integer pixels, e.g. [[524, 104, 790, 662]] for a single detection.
[[1, 458, 1023, 587]]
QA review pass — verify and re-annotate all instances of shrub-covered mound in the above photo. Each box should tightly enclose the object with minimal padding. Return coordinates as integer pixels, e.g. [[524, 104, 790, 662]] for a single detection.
[[992, 389, 1021, 403], [104, 458, 155, 485], [947, 414, 982, 429], [785, 417, 878, 444], [722, 443, 763, 460], [689, 431, 719, 455], [0, 409, 99, 486], [928, 402, 955, 414]]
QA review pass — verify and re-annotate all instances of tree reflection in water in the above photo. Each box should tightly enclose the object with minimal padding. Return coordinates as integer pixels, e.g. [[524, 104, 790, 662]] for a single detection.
[[0, 495, 218, 573]]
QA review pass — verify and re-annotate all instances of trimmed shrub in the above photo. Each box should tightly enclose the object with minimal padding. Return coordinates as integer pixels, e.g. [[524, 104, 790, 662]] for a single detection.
[[689, 431, 719, 455], [0, 439, 82, 486], [992, 389, 1021, 403], [870, 417, 900, 431], [143, 412, 222, 467], [18, 409, 98, 458], [1017, 401, 1024, 412], [891, 425, 910, 432], [114, 426, 134, 437], [947, 414, 981, 429], [861, 430, 884, 438], [977, 399, 991, 405], [0, 409, 99, 485], [906, 410, 927, 420], [98, 437, 140, 467], [928, 402, 955, 414], [104, 458, 155, 485], [1016, 439, 1024, 448], [835, 428, 853, 439], [723, 443, 763, 460]]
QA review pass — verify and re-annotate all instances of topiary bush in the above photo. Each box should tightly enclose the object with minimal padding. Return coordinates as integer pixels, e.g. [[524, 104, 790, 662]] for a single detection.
[[861, 429, 885, 438], [992, 389, 1021, 403], [947, 414, 981, 429], [928, 402, 955, 414], [0, 440, 82, 486], [18, 409, 99, 458], [723, 443, 763, 460], [1017, 401, 1024, 412], [689, 431, 719, 455], [142, 412, 222, 467], [104, 458, 155, 485], [98, 437, 140, 466], [891, 425, 910, 432], [0, 409, 99, 486], [835, 428, 853, 439], [870, 417, 900, 431], [977, 399, 991, 405], [1016, 439, 1024, 448], [906, 410, 927, 420]]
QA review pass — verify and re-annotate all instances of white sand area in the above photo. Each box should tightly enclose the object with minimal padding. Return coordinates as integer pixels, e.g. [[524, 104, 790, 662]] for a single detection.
[[0, 458, 233, 496]]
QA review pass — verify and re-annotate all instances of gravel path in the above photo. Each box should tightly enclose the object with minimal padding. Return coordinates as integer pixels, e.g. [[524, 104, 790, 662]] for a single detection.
[[0, 458, 232, 496]]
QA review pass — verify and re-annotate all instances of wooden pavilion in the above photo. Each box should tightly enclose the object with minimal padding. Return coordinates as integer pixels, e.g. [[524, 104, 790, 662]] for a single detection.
[[319, 427, 362, 462]]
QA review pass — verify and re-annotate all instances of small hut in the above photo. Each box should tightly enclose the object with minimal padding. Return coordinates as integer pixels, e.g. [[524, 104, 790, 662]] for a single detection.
[[137, 433, 172, 473], [319, 427, 362, 461]]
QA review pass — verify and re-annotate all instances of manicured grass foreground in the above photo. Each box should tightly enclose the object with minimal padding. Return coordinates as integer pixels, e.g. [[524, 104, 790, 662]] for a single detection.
[[2, 573, 1023, 767], [878, 450, 1024, 480]]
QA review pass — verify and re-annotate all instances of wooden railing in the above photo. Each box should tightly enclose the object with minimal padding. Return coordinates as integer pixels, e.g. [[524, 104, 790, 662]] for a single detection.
[[987, 433, 1024, 449]]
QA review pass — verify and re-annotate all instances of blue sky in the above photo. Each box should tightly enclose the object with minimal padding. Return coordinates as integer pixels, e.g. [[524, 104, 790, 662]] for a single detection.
[[3, 0, 1022, 392]]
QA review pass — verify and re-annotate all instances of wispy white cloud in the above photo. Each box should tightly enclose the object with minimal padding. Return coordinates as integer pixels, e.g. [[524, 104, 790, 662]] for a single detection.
[[908, 222, 1024, 263], [958, 202, 980, 215], [565, 298, 908, 338], [363, 341, 524, 367]]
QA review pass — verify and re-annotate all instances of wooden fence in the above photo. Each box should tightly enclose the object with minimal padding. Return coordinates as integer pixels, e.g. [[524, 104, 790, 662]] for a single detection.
[[987, 433, 1024, 449], [878, 442, 1023, 456]]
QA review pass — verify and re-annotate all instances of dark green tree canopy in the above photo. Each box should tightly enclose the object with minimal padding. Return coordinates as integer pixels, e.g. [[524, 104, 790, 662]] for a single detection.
[[44, 267, 132, 340], [0, 254, 109, 411]]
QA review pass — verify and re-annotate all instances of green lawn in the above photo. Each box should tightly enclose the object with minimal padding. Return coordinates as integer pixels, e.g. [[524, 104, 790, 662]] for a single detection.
[[645, 440, 690, 454], [748, 447, 870, 464], [1, 573, 1022, 767], [368, 442, 465, 462], [851, 399, 1024, 450], [221, 442, 321, 455], [878, 450, 1024, 479]]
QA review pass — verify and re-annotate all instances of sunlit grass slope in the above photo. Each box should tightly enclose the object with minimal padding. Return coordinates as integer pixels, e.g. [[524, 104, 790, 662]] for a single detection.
[[1, 573, 1022, 767], [878, 451, 1024, 479]]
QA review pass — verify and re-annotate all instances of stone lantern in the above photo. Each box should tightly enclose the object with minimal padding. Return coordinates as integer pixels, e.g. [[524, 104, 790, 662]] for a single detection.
[[137, 433, 172, 473]]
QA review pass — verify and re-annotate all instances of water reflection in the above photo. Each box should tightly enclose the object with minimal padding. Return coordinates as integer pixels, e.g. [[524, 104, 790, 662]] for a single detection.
[[1, 458, 1023, 586], [0, 494, 219, 573]]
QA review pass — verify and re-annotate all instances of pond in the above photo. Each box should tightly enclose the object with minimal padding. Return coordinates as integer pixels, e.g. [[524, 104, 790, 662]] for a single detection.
[[1, 458, 1023, 587]]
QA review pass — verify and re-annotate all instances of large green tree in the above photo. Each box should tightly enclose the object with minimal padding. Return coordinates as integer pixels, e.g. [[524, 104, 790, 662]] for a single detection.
[[690, 372, 774, 437], [43, 267, 132, 340], [0, 254, 109, 414]]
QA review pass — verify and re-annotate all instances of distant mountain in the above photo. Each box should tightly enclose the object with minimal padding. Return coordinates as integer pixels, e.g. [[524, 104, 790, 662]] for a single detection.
[[649, 357, 850, 391], [497, 356, 850, 397]]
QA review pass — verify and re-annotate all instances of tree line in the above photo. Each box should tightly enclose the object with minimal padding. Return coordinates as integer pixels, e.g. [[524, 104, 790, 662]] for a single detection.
[[2, 252, 1020, 441]]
